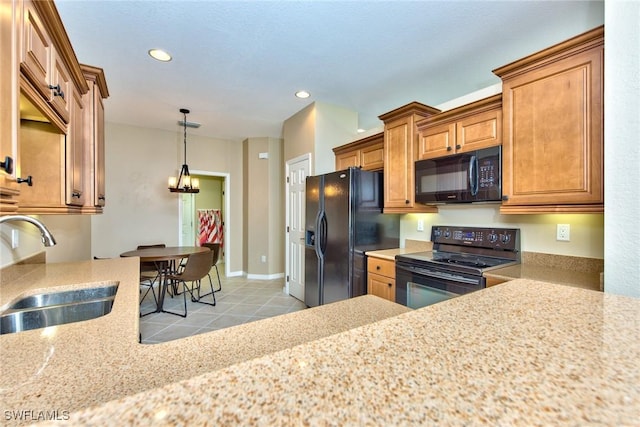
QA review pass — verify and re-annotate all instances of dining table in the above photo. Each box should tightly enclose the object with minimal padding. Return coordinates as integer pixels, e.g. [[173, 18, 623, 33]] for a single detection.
[[120, 246, 210, 314]]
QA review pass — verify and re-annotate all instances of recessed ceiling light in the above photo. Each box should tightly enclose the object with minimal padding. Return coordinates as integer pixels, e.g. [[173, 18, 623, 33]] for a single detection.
[[295, 90, 310, 99], [148, 49, 172, 62]]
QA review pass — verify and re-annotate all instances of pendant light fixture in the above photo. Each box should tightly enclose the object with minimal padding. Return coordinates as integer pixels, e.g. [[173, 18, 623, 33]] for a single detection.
[[168, 108, 200, 193]]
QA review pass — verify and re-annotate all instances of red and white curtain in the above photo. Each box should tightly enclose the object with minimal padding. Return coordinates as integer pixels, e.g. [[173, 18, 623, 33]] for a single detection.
[[197, 209, 223, 249]]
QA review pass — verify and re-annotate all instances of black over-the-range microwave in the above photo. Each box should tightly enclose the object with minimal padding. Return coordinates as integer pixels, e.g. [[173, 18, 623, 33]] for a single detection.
[[415, 146, 502, 204]]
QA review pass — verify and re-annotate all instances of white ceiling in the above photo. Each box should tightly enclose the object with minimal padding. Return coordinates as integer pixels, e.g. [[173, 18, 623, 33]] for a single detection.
[[55, 0, 603, 142]]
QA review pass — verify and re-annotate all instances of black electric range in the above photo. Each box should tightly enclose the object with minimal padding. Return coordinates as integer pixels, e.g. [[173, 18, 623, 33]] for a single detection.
[[395, 225, 520, 308]]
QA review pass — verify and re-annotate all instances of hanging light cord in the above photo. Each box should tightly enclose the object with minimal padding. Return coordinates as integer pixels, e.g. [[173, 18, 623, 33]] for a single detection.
[[182, 109, 188, 166]]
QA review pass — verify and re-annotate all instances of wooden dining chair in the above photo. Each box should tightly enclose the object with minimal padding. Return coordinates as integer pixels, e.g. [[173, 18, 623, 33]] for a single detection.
[[202, 242, 222, 293], [163, 249, 215, 317], [137, 243, 165, 316]]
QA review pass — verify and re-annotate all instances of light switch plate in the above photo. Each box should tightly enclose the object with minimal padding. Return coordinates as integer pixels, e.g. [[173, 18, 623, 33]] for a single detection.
[[417, 219, 424, 232]]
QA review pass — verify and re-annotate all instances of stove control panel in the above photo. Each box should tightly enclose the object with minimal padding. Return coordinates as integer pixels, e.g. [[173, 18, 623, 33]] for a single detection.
[[431, 226, 519, 251]]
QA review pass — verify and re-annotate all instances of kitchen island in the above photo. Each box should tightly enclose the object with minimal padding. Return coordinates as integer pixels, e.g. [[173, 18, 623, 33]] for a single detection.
[[0, 258, 410, 425], [2, 260, 639, 425]]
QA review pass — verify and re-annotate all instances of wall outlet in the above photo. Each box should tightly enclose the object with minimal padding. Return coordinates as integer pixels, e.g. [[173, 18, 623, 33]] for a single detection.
[[556, 224, 570, 241], [261, 255, 267, 263], [417, 219, 424, 232], [11, 229, 19, 249]]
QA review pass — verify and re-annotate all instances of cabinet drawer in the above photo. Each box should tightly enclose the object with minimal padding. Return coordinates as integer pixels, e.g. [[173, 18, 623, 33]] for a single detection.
[[367, 257, 395, 278], [368, 272, 396, 302]]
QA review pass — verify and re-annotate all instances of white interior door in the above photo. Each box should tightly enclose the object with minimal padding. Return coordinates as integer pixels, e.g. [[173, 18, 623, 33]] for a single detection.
[[286, 154, 311, 301]]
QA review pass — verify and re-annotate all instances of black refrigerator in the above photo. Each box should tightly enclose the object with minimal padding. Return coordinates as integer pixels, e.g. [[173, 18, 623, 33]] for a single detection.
[[304, 167, 400, 307]]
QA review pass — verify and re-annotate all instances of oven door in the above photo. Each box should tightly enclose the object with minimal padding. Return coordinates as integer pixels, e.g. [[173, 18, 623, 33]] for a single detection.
[[395, 260, 485, 308]]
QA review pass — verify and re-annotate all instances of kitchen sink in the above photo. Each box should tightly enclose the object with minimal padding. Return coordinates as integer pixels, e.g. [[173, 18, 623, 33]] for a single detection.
[[0, 285, 118, 335], [8, 285, 118, 310]]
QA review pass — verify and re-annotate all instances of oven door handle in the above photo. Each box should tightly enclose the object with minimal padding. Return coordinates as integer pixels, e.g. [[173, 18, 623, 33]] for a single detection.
[[396, 264, 481, 285]]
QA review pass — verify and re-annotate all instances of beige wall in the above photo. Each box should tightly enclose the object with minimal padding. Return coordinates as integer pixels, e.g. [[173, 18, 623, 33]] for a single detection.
[[283, 103, 315, 168], [89, 122, 244, 274], [604, 0, 640, 296], [282, 101, 358, 175], [243, 137, 284, 278], [401, 208, 604, 259]]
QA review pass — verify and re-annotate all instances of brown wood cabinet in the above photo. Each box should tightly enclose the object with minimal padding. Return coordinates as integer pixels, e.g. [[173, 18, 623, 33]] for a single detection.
[[0, 0, 20, 213], [333, 132, 384, 171], [81, 64, 109, 212], [485, 276, 508, 287], [494, 26, 604, 214], [379, 102, 440, 213], [367, 256, 396, 302], [416, 94, 502, 160], [1, 0, 107, 215]]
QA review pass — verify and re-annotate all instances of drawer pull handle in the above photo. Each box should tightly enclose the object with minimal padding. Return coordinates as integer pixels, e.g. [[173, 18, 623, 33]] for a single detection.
[[376, 266, 381, 270]]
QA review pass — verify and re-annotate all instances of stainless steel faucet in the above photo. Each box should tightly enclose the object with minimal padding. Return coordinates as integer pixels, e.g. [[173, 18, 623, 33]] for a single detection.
[[0, 215, 57, 247]]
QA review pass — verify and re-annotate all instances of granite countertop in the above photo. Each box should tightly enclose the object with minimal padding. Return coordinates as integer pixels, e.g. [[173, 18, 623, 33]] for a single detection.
[[0, 259, 410, 425], [485, 252, 604, 291], [61, 279, 640, 426], [366, 239, 433, 261]]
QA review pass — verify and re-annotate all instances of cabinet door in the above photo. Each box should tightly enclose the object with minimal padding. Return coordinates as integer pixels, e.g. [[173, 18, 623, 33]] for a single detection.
[[367, 257, 395, 277], [335, 150, 359, 170], [49, 48, 71, 123], [456, 109, 501, 153], [367, 272, 395, 302], [66, 85, 84, 206], [384, 116, 414, 209], [94, 90, 105, 207], [360, 142, 383, 171], [20, 0, 51, 100], [417, 122, 455, 160], [502, 47, 603, 208]]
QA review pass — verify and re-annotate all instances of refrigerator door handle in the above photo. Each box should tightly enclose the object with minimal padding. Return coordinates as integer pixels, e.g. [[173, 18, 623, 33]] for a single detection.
[[319, 211, 328, 255]]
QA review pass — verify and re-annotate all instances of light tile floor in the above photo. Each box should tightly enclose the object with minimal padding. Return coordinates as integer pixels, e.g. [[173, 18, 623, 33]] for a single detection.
[[138, 266, 307, 344]]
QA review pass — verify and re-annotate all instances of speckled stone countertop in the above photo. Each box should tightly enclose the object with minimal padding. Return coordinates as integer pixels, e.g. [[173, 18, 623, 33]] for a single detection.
[[366, 239, 433, 261], [0, 258, 410, 425], [59, 279, 640, 426], [485, 252, 604, 291]]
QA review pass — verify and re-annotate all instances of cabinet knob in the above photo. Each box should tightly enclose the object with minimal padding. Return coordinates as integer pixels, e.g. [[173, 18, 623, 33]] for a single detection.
[[405, 199, 410, 204], [376, 265, 381, 270], [456, 144, 461, 150], [49, 84, 65, 100], [447, 146, 452, 151], [17, 176, 33, 186], [387, 283, 392, 287], [0, 156, 13, 174]]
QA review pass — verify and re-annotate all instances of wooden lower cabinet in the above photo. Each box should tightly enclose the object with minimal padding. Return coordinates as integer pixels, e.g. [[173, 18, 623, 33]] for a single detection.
[[367, 256, 396, 302], [485, 276, 508, 287]]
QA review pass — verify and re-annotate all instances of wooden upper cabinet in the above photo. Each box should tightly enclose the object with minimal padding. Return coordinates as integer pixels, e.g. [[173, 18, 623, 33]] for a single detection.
[[81, 64, 109, 212], [493, 26, 604, 214], [416, 95, 502, 160], [0, 0, 20, 214], [3, 0, 105, 215], [66, 84, 84, 206], [20, 0, 52, 101], [379, 102, 439, 213], [333, 132, 384, 171]]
